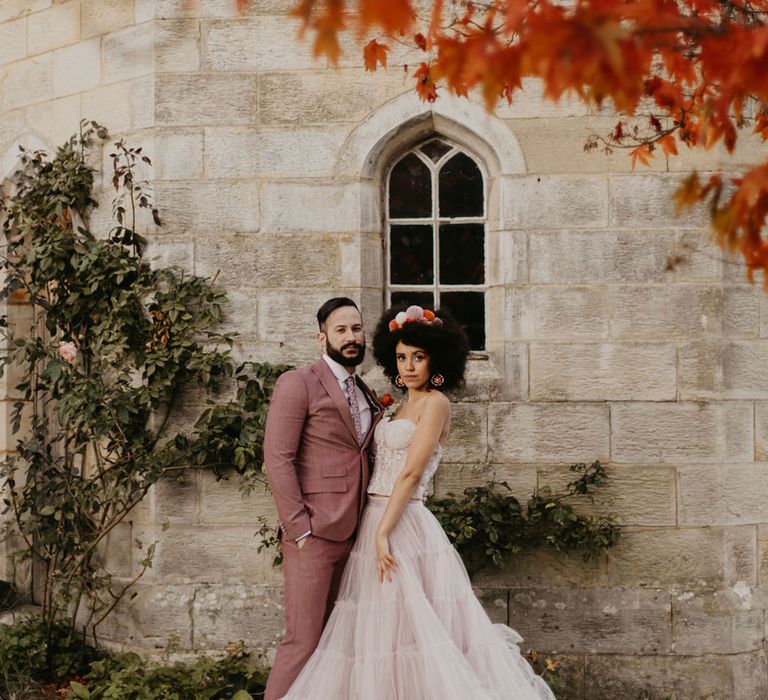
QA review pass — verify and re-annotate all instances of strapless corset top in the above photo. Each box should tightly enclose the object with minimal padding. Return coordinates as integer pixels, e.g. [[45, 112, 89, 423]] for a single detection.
[[367, 418, 442, 500]]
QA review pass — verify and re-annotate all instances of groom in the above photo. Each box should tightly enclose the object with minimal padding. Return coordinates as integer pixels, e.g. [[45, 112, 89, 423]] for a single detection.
[[263, 297, 382, 700]]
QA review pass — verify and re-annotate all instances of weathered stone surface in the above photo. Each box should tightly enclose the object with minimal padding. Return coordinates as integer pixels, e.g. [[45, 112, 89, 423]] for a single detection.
[[672, 588, 764, 654], [151, 472, 201, 524], [529, 229, 722, 284], [724, 525, 757, 585], [508, 587, 672, 654], [604, 527, 725, 587], [473, 587, 508, 625], [22, 94, 80, 147], [202, 16, 314, 71], [204, 126, 349, 179], [94, 521, 133, 578], [156, 74, 256, 126], [260, 182, 362, 234], [538, 463, 677, 527], [2, 54, 52, 110], [489, 402, 610, 463], [154, 181, 260, 234], [487, 230, 527, 285], [500, 343, 529, 401], [53, 38, 101, 97], [81, 81, 134, 133], [680, 340, 768, 399], [256, 289, 342, 345], [756, 401, 768, 461], [501, 175, 608, 229], [611, 401, 753, 463], [676, 463, 727, 527], [192, 583, 284, 650], [0, 0, 50, 24], [200, 471, 276, 526], [433, 462, 536, 500], [529, 343, 676, 401], [441, 403, 488, 463], [257, 70, 409, 126], [156, 19, 200, 72], [27, 0, 80, 55], [103, 23, 154, 83], [758, 524, 768, 585], [154, 129, 203, 180], [81, 0, 135, 39], [583, 651, 756, 700], [0, 17, 26, 65], [609, 173, 710, 228], [193, 233, 340, 288], [507, 287, 611, 340]]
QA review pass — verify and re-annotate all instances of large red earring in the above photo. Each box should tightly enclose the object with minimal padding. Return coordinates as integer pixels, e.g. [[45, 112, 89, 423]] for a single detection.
[[430, 374, 445, 387], [395, 375, 405, 387]]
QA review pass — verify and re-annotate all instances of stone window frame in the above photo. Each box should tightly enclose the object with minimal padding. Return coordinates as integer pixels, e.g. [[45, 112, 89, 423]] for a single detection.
[[384, 137, 489, 350]]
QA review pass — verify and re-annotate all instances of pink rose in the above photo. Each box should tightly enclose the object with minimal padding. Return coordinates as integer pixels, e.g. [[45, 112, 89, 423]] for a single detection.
[[405, 305, 424, 321], [58, 341, 77, 364]]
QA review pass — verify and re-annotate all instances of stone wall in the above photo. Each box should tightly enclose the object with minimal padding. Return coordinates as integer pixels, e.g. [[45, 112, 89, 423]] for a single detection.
[[1, 1, 768, 697]]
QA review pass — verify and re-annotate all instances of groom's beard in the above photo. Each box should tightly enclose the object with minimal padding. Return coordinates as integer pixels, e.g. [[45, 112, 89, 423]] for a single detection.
[[326, 338, 366, 367]]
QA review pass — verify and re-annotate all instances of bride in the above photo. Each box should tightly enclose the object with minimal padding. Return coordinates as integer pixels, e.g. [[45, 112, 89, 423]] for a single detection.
[[281, 305, 555, 700]]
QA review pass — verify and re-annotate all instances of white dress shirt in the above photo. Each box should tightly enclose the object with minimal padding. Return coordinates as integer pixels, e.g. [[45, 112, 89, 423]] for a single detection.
[[295, 355, 372, 543]]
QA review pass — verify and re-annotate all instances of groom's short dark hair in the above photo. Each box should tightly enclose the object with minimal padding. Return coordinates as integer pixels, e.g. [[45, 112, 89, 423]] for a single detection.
[[317, 297, 360, 331]]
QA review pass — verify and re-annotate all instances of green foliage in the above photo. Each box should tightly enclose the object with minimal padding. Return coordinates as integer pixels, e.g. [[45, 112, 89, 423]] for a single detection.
[[72, 642, 267, 700], [427, 461, 621, 577], [0, 121, 285, 657]]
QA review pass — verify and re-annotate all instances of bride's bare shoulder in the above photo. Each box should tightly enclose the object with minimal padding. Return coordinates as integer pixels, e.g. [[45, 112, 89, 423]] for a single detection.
[[422, 391, 450, 414]]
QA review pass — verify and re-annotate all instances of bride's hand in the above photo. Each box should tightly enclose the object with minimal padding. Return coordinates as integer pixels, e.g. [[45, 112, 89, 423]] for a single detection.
[[375, 531, 397, 583]]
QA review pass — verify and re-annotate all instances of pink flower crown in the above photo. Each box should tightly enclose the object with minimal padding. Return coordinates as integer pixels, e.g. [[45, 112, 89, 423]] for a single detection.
[[388, 305, 443, 332]]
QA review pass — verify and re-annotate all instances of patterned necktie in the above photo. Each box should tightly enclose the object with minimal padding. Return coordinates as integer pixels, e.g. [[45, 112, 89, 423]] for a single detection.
[[344, 375, 364, 444]]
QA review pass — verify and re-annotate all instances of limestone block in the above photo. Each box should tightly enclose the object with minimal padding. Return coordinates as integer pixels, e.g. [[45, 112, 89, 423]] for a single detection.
[[676, 464, 727, 527], [233, 338, 317, 370], [507, 286, 610, 340], [680, 340, 768, 400], [194, 233, 340, 289], [1, 54, 52, 110], [584, 652, 744, 700], [214, 288, 260, 338], [22, 94, 80, 147], [200, 470, 276, 526], [150, 471, 201, 524], [611, 401, 753, 464], [433, 462, 536, 501], [131, 77, 155, 130], [610, 285, 757, 341], [501, 175, 608, 229], [103, 23, 154, 83], [138, 522, 272, 583], [257, 70, 410, 126], [609, 173, 709, 228], [473, 587, 508, 625], [27, 0, 80, 55], [756, 401, 768, 461], [0, 108, 25, 155], [81, 82, 133, 133], [487, 231, 527, 285], [529, 229, 722, 285], [203, 126, 349, 180], [508, 587, 673, 654], [0, 400, 32, 452], [0, 0, 50, 24], [724, 525, 757, 585], [53, 38, 101, 97], [0, 17, 26, 65], [500, 343, 529, 401], [154, 180, 259, 233], [672, 588, 764, 655], [94, 521, 133, 579], [604, 527, 725, 587], [489, 402, 610, 463], [156, 19, 200, 72], [257, 289, 343, 345], [537, 463, 677, 527], [529, 342, 676, 401], [758, 524, 768, 585], [450, 356, 504, 403], [260, 182, 362, 234], [96, 582, 196, 647], [81, 0, 135, 38], [494, 77, 592, 119], [441, 403, 487, 464], [156, 74, 256, 126], [192, 584, 284, 650], [154, 129, 203, 180], [202, 16, 314, 71]]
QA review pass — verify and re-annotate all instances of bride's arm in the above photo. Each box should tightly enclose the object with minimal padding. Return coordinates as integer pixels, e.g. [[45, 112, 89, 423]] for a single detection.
[[375, 393, 450, 582]]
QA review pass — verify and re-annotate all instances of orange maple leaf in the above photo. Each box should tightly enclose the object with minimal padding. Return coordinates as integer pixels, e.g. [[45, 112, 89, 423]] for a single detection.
[[659, 133, 679, 157], [630, 143, 653, 169], [414, 62, 438, 102], [364, 39, 389, 71]]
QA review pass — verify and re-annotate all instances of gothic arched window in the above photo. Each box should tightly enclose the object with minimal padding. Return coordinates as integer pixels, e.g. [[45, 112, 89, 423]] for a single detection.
[[386, 138, 486, 349]]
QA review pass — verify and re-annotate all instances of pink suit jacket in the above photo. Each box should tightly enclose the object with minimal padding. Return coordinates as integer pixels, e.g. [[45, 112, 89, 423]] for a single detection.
[[264, 358, 383, 542]]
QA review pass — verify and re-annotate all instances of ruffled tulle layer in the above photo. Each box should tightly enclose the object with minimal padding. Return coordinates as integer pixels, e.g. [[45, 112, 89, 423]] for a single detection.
[[281, 496, 556, 700]]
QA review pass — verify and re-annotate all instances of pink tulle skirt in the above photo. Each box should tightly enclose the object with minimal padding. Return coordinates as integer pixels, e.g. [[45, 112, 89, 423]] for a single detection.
[[281, 496, 556, 700]]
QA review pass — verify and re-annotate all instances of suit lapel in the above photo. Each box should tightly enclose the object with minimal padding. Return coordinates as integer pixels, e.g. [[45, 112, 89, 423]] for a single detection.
[[312, 359, 359, 445], [358, 376, 383, 450]]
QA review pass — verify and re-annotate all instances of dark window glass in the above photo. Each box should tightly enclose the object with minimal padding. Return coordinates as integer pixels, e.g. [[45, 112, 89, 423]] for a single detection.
[[391, 291, 435, 311], [440, 291, 485, 350], [389, 153, 431, 218], [420, 139, 452, 162], [390, 225, 433, 284], [438, 153, 483, 218], [439, 223, 484, 284]]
